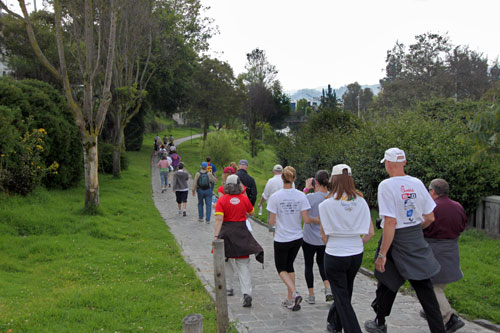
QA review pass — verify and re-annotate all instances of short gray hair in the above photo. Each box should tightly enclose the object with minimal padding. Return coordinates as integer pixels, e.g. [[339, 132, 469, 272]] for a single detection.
[[429, 178, 449, 196], [224, 183, 243, 195]]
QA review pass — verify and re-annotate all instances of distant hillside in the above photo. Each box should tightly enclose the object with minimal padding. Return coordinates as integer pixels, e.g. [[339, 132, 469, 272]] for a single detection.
[[287, 84, 380, 101]]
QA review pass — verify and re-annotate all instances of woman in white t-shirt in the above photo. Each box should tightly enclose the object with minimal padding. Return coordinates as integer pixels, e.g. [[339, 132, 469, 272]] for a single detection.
[[267, 166, 317, 312], [318, 164, 374, 333]]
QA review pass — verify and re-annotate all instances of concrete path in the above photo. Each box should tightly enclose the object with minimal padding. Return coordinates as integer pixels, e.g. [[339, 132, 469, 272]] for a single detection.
[[152, 135, 491, 332]]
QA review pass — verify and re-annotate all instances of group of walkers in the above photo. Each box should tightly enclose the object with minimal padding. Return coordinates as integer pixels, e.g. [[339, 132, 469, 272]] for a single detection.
[[157, 142, 468, 333]]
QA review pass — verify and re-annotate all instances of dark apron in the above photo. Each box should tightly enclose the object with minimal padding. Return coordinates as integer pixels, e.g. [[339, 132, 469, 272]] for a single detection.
[[219, 221, 264, 264], [425, 238, 463, 285], [375, 224, 441, 292]]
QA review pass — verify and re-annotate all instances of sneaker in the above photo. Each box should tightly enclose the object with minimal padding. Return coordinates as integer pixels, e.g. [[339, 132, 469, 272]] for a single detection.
[[242, 294, 252, 307], [206, 220, 210, 224], [227, 288, 234, 296], [281, 298, 293, 308], [325, 287, 334, 302], [445, 314, 465, 332], [364, 319, 387, 333], [305, 295, 315, 304], [178, 210, 182, 215], [326, 323, 342, 333], [291, 292, 302, 311], [198, 218, 204, 222], [183, 211, 186, 217]]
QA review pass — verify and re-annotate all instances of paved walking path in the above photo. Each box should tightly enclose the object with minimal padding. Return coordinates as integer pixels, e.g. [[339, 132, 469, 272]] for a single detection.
[[152, 135, 491, 333]]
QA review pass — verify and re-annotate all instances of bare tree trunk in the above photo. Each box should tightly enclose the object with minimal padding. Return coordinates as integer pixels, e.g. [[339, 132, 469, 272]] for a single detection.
[[83, 136, 100, 210]]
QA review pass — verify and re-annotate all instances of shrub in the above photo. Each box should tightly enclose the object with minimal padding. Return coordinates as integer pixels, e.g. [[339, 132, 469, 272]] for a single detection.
[[98, 142, 129, 174], [0, 78, 82, 191], [200, 130, 246, 168]]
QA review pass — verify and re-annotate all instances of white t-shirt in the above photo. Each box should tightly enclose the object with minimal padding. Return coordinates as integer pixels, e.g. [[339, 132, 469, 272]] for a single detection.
[[319, 194, 371, 256], [262, 174, 284, 200], [267, 188, 311, 242], [378, 175, 436, 229]]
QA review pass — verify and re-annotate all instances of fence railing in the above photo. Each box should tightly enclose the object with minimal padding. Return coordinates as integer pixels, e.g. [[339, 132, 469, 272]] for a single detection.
[[468, 195, 500, 237]]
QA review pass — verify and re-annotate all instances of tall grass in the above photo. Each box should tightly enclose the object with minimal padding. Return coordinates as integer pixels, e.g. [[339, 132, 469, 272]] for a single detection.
[[0, 142, 217, 331]]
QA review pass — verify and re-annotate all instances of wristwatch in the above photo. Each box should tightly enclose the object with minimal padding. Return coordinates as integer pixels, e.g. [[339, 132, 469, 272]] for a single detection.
[[378, 252, 386, 259]]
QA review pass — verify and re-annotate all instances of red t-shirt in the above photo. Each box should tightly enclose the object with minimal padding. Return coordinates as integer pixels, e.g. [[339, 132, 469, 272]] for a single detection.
[[215, 193, 254, 222]]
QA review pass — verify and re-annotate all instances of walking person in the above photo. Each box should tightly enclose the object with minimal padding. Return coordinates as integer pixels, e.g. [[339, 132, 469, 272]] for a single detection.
[[421, 178, 467, 332], [192, 162, 216, 224], [214, 174, 264, 307], [157, 155, 171, 193], [170, 147, 181, 171], [206, 156, 217, 191], [172, 162, 189, 216], [267, 166, 318, 311], [257, 164, 284, 219], [318, 164, 374, 333], [237, 160, 258, 207], [365, 148, 446, 333], [301, 170, 334, 305]]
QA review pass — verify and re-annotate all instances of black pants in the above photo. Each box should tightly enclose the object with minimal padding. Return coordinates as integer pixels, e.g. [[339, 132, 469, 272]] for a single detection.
[[373, 279, 446, 333], [274, 238, 302, 273], [302, 241, 327, 288], [324, 252, 363, 333]]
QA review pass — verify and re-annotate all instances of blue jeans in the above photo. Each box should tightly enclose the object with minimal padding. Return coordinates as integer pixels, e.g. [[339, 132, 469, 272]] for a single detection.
[[160, 171, 169, 187], [197, 188, 212, 221]]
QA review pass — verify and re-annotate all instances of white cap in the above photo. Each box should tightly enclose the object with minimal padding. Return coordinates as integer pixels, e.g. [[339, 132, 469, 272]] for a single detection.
[[226, 174, 240, 185], [273, 164, 283, 172], [380, 147, 406, 163], [331, 164, 352, 176]]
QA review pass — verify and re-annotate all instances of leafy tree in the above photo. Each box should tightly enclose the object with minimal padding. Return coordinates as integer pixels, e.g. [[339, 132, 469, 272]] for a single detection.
[[448, 46, 489, 100], [320, 84, 340, 111], [1, 0, 119, 211], [189, 56, 240, 140], [342, 82, 374, 116], [241, 48, 287, 156]]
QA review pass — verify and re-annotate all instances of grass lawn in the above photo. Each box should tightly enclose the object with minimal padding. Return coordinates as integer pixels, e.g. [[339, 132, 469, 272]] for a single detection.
[[0, 140, 217, 331]]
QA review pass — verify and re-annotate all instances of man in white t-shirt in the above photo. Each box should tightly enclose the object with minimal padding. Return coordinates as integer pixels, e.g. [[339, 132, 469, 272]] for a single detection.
[[365, 148, 446, 333], [257, 164, 284, 220]]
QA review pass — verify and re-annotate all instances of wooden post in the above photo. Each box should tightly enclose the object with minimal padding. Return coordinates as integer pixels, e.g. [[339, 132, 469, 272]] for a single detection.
[[182, 313, 203, 333], [212, 239, 229, 333]]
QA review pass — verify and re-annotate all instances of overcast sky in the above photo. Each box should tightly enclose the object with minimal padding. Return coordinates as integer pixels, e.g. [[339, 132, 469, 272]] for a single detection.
[[202, 0, 500, 92]]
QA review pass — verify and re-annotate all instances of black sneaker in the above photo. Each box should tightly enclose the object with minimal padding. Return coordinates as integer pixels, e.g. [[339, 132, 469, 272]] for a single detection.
[[420, 309, 426, 319], [227, 288, 234, 296], [183, 211, 186, 217], [364, 319, 387, 333], [445, 314, 465, 332], [242, 294, 252, 307], [326, 323, 342, 333]]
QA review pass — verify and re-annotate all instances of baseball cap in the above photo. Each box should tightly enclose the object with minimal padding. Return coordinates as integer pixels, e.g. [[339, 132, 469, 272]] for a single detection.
[[226, 174, 240, 185], [380, 148, 406, 163], [223, 166, 236, 174], [273, 164, 283, 172], [331, 164, 352, 176], [239, 159, 249, 166], [201, 162, 208, 168], [170, 145, 176, 151]]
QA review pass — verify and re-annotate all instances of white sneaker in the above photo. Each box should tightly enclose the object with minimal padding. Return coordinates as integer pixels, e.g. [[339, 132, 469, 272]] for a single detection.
[[281, 298, 293, 308], [305, 295, 315, 304]]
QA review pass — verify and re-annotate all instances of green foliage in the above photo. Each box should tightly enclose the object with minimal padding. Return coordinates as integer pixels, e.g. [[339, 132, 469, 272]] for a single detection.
[[98, 143, 129, 174], [200, 130, 245, 169], [0, 78, 82, 193], [1, 128, 57, 195], [278, 99, 500, 213], [468, 104, 500, 160], [124, 105, 145, 151]]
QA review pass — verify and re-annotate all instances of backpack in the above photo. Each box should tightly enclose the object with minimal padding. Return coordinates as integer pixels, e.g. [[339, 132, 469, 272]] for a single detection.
[[198, 172, 210, 190]]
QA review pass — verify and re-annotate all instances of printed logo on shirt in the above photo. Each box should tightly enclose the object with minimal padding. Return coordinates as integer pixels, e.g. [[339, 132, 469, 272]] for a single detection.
[[230, 197, 240, 205], [278, 199, 300, 215], [340, 195, 357, 212], [404, 198, 416, 222], [400, 185, 415, 193], [401, 192, 417, 199]]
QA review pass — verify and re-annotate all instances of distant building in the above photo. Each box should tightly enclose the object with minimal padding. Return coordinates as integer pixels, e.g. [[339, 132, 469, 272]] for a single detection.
[[290, 101, 296, 111]]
